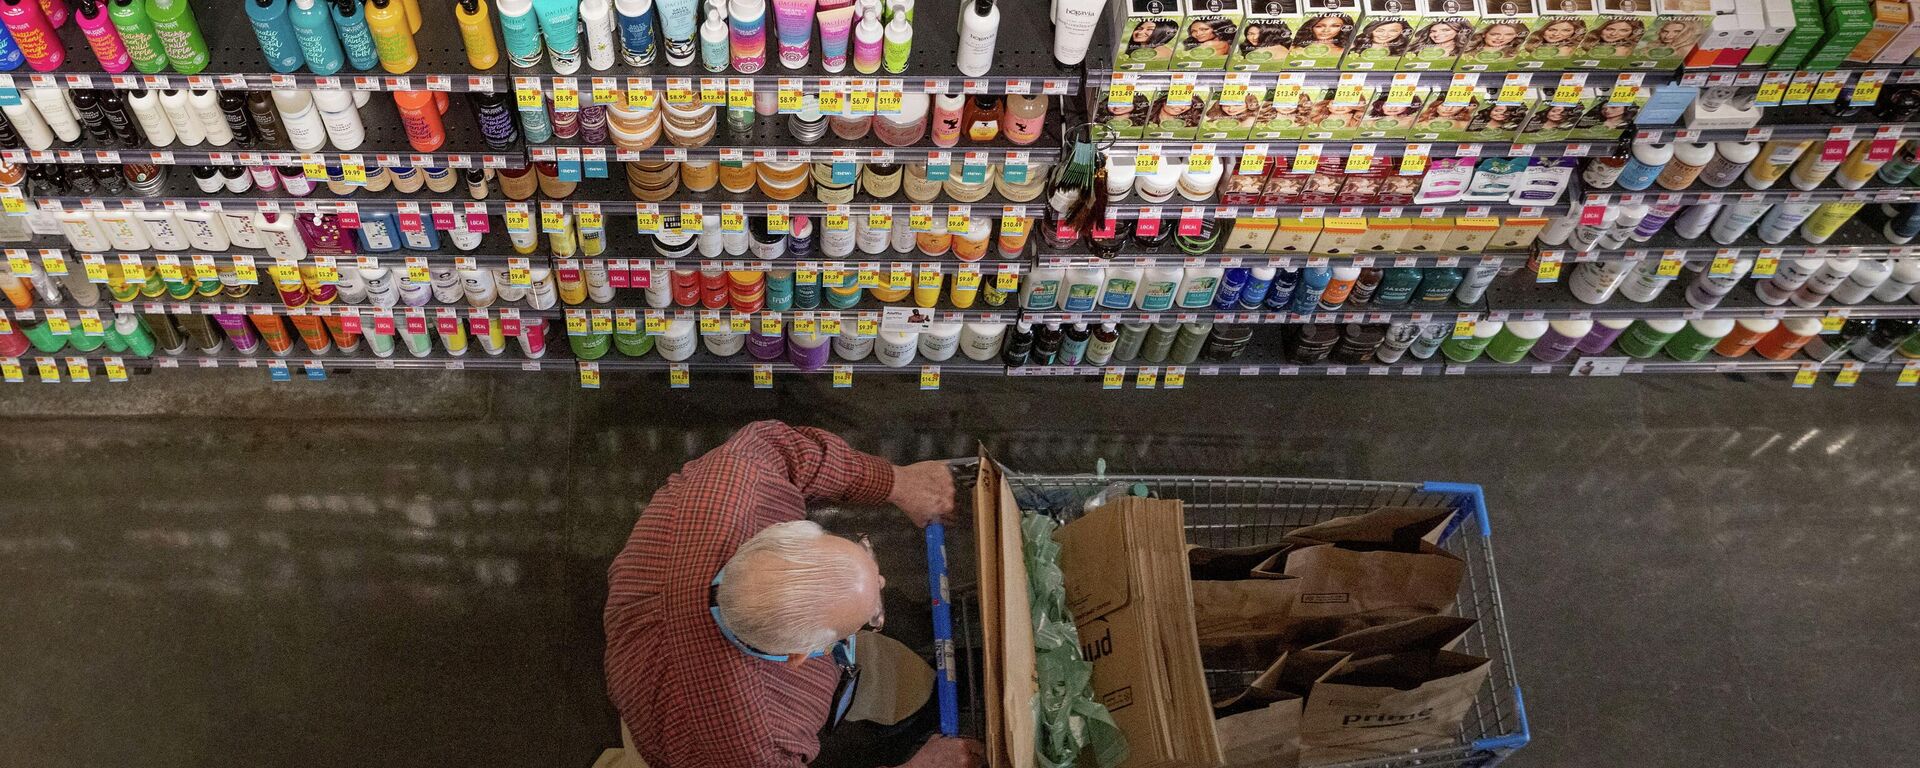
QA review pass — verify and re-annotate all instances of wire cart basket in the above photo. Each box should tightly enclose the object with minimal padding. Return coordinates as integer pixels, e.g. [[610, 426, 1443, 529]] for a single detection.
[[939, 469, 1529, 768]]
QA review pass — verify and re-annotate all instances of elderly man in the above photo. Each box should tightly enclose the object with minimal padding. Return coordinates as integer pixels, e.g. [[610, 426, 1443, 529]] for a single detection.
[[605, 420, 979, 768]]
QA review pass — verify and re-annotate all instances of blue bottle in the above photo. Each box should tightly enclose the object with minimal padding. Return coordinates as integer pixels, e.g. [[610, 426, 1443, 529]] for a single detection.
[[1238, 268, 1273, 309], [497, 0, 545, 67], [614, 0, 657, 65], [0, 22, 24, 71], [765, 270, 793, 310], [1264, 268, 1299, 311], [288, 0, 346, 75], [402, 218, 440, 251], [1213, 268, 1248, 310], [329, 0, 381, 71], [246, 0, 306, 72], [1290, 267, 1330, 314], [357, 210, 403, 252], [518, 102, 553, 144]]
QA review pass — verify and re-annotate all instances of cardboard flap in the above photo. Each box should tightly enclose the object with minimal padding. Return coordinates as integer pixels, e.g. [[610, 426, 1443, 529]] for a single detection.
[[1286, 507, 1457, 552], [1189, 543, 1296, 580], [974, 449, 1037, 768], [1054, 506, 1135, 624]]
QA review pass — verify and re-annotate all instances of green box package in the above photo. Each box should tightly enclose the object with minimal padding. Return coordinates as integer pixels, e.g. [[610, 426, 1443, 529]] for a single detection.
[[1117, 0, 1184, 70], [1405, 0, 1479, 67], [1199, 88, 1268, 141], [1586, 0, 1655, 68], [1518, 0, 1598, 68], [1410, 91, 1477, 140], [1143, 88, 1206, 139], [1805, 0, 1875, 70], [1634, 0, 1712, 69], [1250, 85, 1309, 139], [1356, 87, 1428, 138], [1568, 92, 1643, 140], [1515, 92, 1583, 142], [1232, 0, 1304, 70], [1096, 87, 1155, 140], [1346, 0, 1423, 69], [1459, 0, 1540, 71], [1172, 0, 1246, 69], [1463, 87, 1534, 141], [1769, 0, 1824, 67], [1287, 0, 1364, 66]]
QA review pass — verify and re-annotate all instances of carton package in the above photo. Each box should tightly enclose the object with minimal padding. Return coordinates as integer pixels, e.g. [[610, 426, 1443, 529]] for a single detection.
[[1415, 157, 1474, 203], [1745, 0, 1796, 64], [1200, 89, 1262, 140], [1378, 171, 1421, 204], [1251, 86, 1309, 139], [1264, 163, 1313, 204], [1312, 217, 1372, 256], [1464, 157, 1531, 202], [1872, 0, 1920, 60], [1464, 89, 1532, 141], [1844, 0, 1912, 61], [1356, 87, 1426, 138], [1234, 0, 1306, 70], [1769, 0, 1824, 68], [1680, 0, 1738, 65], [1298, 86, 1357, 139], [1635, 83, 1694, 124], [1301, 164, 1347, 203], [1225, 217, 1281, 250], [1362, 216, 1413, 252], [1055, 497, 1222, 768], [1568, 91, 1641, 139], [1491, 215, 1551, 248], [1586, 0, 1654, 68], [1515, 92, 1583, 142], [1297, 617, 1493, 766], [1405, 217, 1456, 250], [972, 454, 1037, 768], [1270, 217, 1325, 252], [1339, 155, 1396, 203], [1444, 216, 1502, 251], [1517, 0, 1596, 68], [1405, 0, 1479, 68], [1805, 0, 1874, 70], [1719, 0, 1768, 64], [1144, 89, 1208, 140], [1410, 94, 1476, 140], [1221, 158, 1274, 204], [1098, 88, 1156, 140], [1638, 0, 1711, 68], [1174, 0, 1247, 69], [1118, 0, 1184, 70], [1346, 0, 1424, 69], [1458, 0, 1538, 70], [1287, 0, 1364, 66]]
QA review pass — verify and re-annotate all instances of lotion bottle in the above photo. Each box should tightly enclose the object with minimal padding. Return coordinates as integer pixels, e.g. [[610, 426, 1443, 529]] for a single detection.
[[330, 0, 381, 71], [187, 89, 234, 146], [157, 88, 203, 146], [288, 0, 345, 73], [454, 0, 500, 68], [126, 87, 173, 145], [77, 0, 134, 72], [954, 0, 995, 76], [365, 0, 417, 73]]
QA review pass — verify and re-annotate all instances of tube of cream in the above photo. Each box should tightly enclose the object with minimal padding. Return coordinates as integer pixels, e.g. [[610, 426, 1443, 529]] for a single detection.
[[814, 0, 852, 72], [496, 0, 544, 66], [770, 0, 813, 69], [1050, 0, 1104, 66], [728, 0, 765, 72], [531, 0, 581, 73], [654, 0, 696, 66]]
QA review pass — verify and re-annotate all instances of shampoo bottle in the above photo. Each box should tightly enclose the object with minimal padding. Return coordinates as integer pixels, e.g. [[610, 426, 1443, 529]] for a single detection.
[[107, 0, 167, 73], [954, 0, 995, 76], [246, 0, 303, 71], [581, 0, 617, 69], [288, 0, 344, 73], [144, 0, 210, 74], [496, 0, 543, 66], [0, 0, 65, 71], [880, 2, 909, 73], [850, 2, 879, 73], [613, 0, 656, 64], [329, 0, 381, 71], [75, 0, 132, 71], [364, 0, 417, 73], [454, 0, 499, 68]]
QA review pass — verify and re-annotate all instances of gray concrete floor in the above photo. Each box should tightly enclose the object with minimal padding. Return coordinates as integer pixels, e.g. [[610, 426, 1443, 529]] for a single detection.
[[2, 369, 1916, 768]]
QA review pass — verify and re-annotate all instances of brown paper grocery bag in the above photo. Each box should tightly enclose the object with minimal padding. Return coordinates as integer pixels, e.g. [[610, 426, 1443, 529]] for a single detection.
[[1208, 650, 1345, 768], [1296, 616, 1491, 766], [1264, 508, 1465, 644], [974, 451, 1036, 768], [1189, 542, 1309, 653]]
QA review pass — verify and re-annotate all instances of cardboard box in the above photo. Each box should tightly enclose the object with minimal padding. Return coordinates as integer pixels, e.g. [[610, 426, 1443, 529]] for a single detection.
[[1871, 0, 1920, 60], [1745, 0, 1798, 64], [1118, 0, 1185, 70], [1490, 215, 1551, 248], [1806, 0, 1874, 70], [1405, 217, 1455, 250], [1458, 0, 1538, 71], [1568, 93, 1641, 139], [1055, 497, 1222, 768], [1250, 85, 1309, 139], [1515, 91, 1581, 142], [1287, 0, 1364, 67], [1312, 217, 1372, 256], [1720, 0, 1769, 64], [1363, 216, 1413, 251], [1637, 0, 1712, 67], [1345, 0, 1423, 69], [1221, 158, 1273, 205], [1356, 87, 1426, 138], [1097, 87, 1156, 140], [1270, 217, 1324, 252], [1225, 217, 1280, 250], [1301, 86, 1366, 139], [1681, 0, 1738, 66], [1845, 0, 1911, 60], [972, 454, 1036, 768], [1199, 89, 1261, 140], [1409, 92, 1477, 140], [1404, 0, 1478, 68], [1516, 0, 1596, 68], [1769, 0, 1825, 68], [1173, 0, 1247, 69], [1464, 88, 1532, 141], [1587, 0, 1654, 68], [1443, 216, 1502, 251], [1233, 0, 1305, 70], [1143, 89, 1207, 140]]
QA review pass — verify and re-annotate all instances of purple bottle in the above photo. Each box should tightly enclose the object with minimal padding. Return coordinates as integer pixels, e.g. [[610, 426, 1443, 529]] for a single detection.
[[1574, 319, 1631, 354], [214, 313, 261, 353], [746, 328, 785, 360], [1529, 320, 1590, 362], [787, 330, 829, 371]]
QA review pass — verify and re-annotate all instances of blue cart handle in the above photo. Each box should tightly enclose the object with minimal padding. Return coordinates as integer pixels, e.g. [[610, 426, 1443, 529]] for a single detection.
[[925, 522, 960, 737]]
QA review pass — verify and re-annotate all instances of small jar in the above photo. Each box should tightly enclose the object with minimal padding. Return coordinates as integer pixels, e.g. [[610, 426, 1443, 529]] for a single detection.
[[1286, 324, 1339, 364], [903, 164, 942, 203], [828, 113, 872, 141], [994, 163, 1048, 202], [625, 161, 681, 201], [726, 106, 755, 135], [943, 166, 995, 203], [497, 166, 538, 200], [812, 163, 855, 204], [756, 161, 811, 200], [788, 105, 827, 144], [536, 162, 577, 199], [874, 94, 931, 147], [608, 103, 662, 151], [1178, 163, 1224, 201], [717, 162, 757, 193], [681, 160, 719, 191], [1136, 163, 1181, 203], [862, 164, 903, 198], [662, 101, 717, 147]]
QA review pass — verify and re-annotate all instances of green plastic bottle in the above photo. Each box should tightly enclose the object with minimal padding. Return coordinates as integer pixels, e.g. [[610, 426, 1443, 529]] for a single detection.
[[144, 0, 210, 74], [107, 0, 169, 73]]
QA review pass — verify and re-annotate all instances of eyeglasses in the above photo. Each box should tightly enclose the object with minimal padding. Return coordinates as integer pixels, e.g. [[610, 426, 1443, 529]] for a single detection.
[[708, 532, 886, 662], [856, 533, 885, 634]]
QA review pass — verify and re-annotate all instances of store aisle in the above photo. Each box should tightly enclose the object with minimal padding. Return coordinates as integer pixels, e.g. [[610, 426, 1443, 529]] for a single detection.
[[2, 371, 1915, 768]]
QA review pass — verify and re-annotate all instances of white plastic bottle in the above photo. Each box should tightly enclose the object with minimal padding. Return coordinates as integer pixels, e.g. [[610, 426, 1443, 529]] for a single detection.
[[1830, 259, 1890, 305], [1568, 260, 1633, 304], [56, 211, 110, 251], [257, 213, 308, 260], [430, 266, 465, 303], [1671, 203, 1721, 240], [1696, 141, 1757, 188], [954, 0, 998, 77], [959, 321, 1006, 360], [310, 90, 366, 150], [1567, 207, 1620, 252], [1872, 259, 1920, 302], [221, 211, 265, 248], [272, 90, 330, 152], [1655, 142, 1713, 191], [1789, 258, 1857, 307], [1755, 258, 1823, 305], [362, 267, 399, 307], [1616, 143, 1672, 191], [0, 101, 55, 150], [459, 268, 498, 307], [126, 89, 176, 146], [188, 89, 236, 146], [1020, 265, 1063, 310], [333, 268, 369, 304], [158, 89, 206, 146], [1755, 202, 1819, 244], [918, 322, 961, 361], [1061, 265, 1103, 312], [1616, 257, 1674, 303], [1709, 202, 1771, 245], [136, 211, 190, 251], [1098, 264, 1142, 309], [1789, 142, 1845, 191], [1685, 259, 1753, 310], [92, 211, 151, 251], [25, 88, 81, 142], [1176, 266, 1223, 309], [580, 0, 618, 70], [877, 330, 918, 366], [854, 215, 889, 254], [1137, 265, 1180, 311]]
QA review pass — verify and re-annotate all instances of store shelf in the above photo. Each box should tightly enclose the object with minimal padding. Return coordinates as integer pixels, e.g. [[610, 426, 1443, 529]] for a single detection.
[[1539, 216, 1919, 264], [1583, 180, 1920, 207], [531, 113, 1062, 163], [1105, 200, 1562, 219], [12, 298, 1018, 324], [1630, 110, 1916, 145], [22, 346, 1005, 378], [1482, 271, 1920, 322], [8, 5, 506, 91], [1034, 245, 1529, 269], [1105, 139, 1622, 162], [1086, 63, 1920, 91], [2, 93, 522, 169], [503, 0, 1094, 91], [1024, 301, 1483, 327]]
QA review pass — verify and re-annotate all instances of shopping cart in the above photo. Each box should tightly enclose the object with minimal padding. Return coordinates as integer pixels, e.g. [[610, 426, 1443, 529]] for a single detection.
[[926, 467, 1529, 768]]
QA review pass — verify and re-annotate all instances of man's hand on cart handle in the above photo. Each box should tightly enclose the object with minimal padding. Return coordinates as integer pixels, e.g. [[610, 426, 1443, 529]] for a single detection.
[[896, 736, 983, 768], [890, 460, 958, 528]]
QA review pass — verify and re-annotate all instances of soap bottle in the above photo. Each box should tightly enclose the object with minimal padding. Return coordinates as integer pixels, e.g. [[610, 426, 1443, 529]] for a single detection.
[[288, 0, 344, 74], [246, 0, 303, 71], [329, 0, 380, 71], [144, 0, 210, 74], [453, 0, 499, 68], [107, 0, 168, 73], [963, 95, 1001, 142], [364, 0, 417, 73]]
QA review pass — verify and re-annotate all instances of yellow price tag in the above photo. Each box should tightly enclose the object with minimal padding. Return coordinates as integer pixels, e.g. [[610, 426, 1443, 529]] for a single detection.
[[909, 212, 934, 231], [342, 163, 367, 185], [1187, 150, 1215, 174], [832, 367, 853, 387], [666, 86, 695, 104], [1387, 83, 1417, 104], [728, 85, 753, 109], [1345, 152, 1372, 173], [760, 315, 782, 335], [1103, 368, 1124, 388], [1709, 254, 1737, 276], [1793, 367, 1819, 387], [1134, 151, 1160, 174], [1452, 319, 1476, 338], [1219, 82, 1247, 105], [766, 212, 790, 233], [1784, 81, 1813, 103], [122, 259, 150, 284], [868, 212, 892, 230], [79, 314, 104, 335], [1754, 256, 1779, 277], [1755, 82, 1784, 104], [699, 80, 725, 104], [645, 315, 669, 333], [919, 367, 940, 390], [157, 259, 185, 282], [1136, 368, 1158, 388], [45, 313, 70, 335], [820, 317, 843, 334], [578, 212, 603, 231], [857, 268, 880, 288], [1333, 83, 1367, 105], [1106, 82, 1135, 107], [1836, 366, 1861, 386], [1812, 79, 1842, 103], [996, 271, 1018, 291], [635, 211, 662, 232], [2, 359, 22, 381], [553, 88, 579, 109], [877, 89, 902, 113], [616, 313, 639, 333], [590, 313, 613, 334], [726, 314, 748, 333], [190, 259, 215, 282], [955, 269, 981, 289], [721, 211, 746, 232], [1656, 257, 1683, 277], [541, 209, 567, 232], [1163, 368, 1186, 388], [0, 195, 24, 214], [516, 88, 542, 108], [504, 208, 531, 232], [699, 314, 722, 334], [778, 86, 804, 112], [797, 267, 819, 283], [825, 213, 851, 230], [848, 88, 875, 113], [628, 88, 656, 109], [999, 215, 1026, 239], [1900, 365, 1920, 386], [1551, 83, 1581, 104], [6, 253, 30, 275], [1166, 82, 1194, 106], [1400, 152, 1429, 175], [754, 367, 774, 387], [1497, 83, 1526, 103], [856, 318, 878, 336], [915, 269, 941, 288], [1239, 152, 1266, 175], [678, 211, 703, 233], [104, 359, 126, 382], [669, 366, 691, 387], [1271, 83, 1300, 105], [1536, 260, 1562, 281], [509, 267, 530, 286], [1444, 83, 1475, 105], [65, 357, 90, 383], [1854, 80, 1883, 105], [35, 357, 58, 381], [304, 162, 327, 180], [822, 268, 846, 285], [1609, 84, 1639, 104], [1820, 316, 1846, 332], [232, 259, 256, 284], [888, 266, 910, 290], [593, 86, 619, 104], [819, 89, 845, 113], [793, 317, 817, 334], [580, 366, 601, 387], [565, 312, 589, 335], [84, 258, 108, 282], [1291, 152, 1320, 174], [945, 211, 970, 233]]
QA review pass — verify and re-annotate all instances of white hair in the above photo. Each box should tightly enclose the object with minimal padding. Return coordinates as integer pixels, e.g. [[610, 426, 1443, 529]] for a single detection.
[[716, 520, 872, 656]]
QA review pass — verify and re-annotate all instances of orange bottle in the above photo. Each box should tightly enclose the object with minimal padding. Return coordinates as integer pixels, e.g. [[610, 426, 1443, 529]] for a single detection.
[[250, 313, 295, 356], [393, 91, 446, 152], [1, 273, 34, 309]]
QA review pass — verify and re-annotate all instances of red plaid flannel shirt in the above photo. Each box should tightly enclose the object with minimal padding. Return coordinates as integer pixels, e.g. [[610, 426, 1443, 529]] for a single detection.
[[605, 421, 896, 768]]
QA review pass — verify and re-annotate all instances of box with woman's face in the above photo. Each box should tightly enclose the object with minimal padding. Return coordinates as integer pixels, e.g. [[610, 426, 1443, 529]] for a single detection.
[[1230, 0, 1303, 70], [1095, 87, 1156, 140], [1635, 0, 1709, 69], [1516, 0, 1596, 69], [1172, 0, 1246, 69], [1284, 1, 1362, 67], [1143, 87, 1209, 140], [1403, 0, 1478, 68], [1356, 87, 1428, 138], [1583, 0, 1653, 68], [1458, 0, 1538, 71], [1345, 0, 1424, 69], [1117, 0, 1184, 71]]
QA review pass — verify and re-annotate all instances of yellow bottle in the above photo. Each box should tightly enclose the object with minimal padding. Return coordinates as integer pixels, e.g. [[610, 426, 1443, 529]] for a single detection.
[[913, 267, 943, 308], [365, 0, 420, 74], [578, 223, 606, 257], [440, 316, 469, 354], [557, 265, 587, 305], [949, 270, 977, 309], [549, 215, 578, 258], [454, 0, 500, 69], [402, 0, 422, 31], [299, 266, 335, 305]]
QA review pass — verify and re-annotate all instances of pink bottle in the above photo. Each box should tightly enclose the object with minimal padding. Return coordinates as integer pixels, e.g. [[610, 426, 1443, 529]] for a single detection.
[[0, 0, 65, 71], [71, 0, 129, 73], [37, 0, 65, 26]]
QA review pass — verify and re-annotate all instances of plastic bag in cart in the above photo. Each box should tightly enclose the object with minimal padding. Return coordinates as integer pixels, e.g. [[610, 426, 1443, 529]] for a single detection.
[[1021, 512, 1129, 768]]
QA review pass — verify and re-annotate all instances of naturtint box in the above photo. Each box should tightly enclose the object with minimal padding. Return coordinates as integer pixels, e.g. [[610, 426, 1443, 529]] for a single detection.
[[1517, 0, 1598, 68], [1116, 0, 1184, 70], [1172, 0, 1246, 69], [1346, 0, 1423, 69], [1458, 0, 1539, 71], [1635, 0, 1712, 68], [1287, 0, 1364, 67], [1231, 0, 1304, 70], [1586, 0, 1656, 68], [1404, 0, 1479, 68]]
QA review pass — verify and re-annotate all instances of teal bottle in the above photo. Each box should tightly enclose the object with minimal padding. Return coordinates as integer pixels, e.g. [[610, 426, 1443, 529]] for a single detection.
[[287, 0, 345, 74], [246, 0, 305, 72], [329, 0, 380, 71]]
